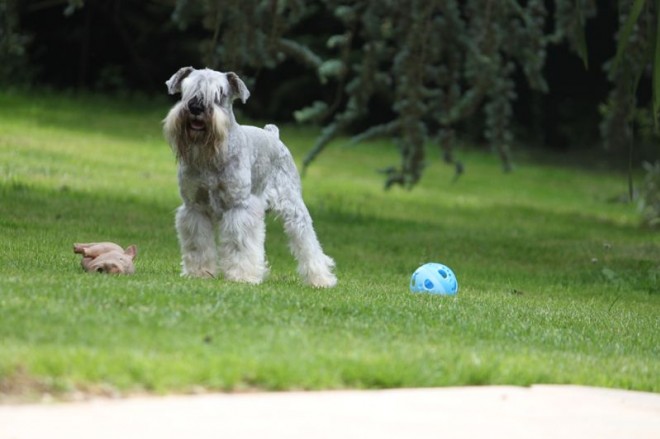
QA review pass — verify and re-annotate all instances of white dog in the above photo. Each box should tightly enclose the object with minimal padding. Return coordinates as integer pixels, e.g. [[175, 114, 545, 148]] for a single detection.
[[163, 67, 337, 288]]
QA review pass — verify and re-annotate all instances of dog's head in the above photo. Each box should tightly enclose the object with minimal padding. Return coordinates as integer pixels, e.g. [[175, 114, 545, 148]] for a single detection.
[[163, 67, 250, 166], [81, 249, 136, 275], [166, 67, 250, 110]]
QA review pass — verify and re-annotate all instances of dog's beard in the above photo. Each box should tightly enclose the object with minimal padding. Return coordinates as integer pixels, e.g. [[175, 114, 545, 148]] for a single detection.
[[163, 103, 230, 168]]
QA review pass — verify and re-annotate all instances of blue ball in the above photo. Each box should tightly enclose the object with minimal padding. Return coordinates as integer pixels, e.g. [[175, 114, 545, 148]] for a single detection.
[[410, 263, 458, 295]]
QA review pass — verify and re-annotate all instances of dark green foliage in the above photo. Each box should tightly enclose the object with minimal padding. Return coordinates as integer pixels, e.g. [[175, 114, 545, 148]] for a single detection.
[[601, 0, 660, 221], [600, 0, 656, 153], [170, 0, 634, 189], [297, 0, 559, 186], [4, 0, 659, 194], [172, 0, 322, 70], [639, 160, 660, 227], [0, 0, 31, 83]]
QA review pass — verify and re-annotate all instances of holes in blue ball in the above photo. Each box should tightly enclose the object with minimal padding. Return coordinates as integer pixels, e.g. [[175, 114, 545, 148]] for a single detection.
[[424, 279, 434, 289], [438, 269, 447, 278]]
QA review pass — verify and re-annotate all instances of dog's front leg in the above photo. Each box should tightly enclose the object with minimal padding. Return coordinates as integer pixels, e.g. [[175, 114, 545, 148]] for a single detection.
[[175, 204, 218, 277], [216, 194, 268, 284]]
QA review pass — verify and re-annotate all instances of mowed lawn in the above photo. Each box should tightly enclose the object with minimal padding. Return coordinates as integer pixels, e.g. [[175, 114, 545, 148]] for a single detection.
[[0, 90, 658, 400]]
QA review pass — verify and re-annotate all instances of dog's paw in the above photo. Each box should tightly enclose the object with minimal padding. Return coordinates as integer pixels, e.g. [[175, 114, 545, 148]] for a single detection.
[[222, 265, 268, 285], [307, 272, 337, 288], [223, 271, 265, 285], [300, 255, 337, 288]]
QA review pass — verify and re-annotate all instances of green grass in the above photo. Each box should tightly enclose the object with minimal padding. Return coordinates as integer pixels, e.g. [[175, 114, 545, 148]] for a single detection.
[[0, 90, 658, 400]]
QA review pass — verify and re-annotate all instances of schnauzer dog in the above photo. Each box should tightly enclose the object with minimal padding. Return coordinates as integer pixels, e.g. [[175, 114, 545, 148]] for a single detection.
[[163, 67, 337, 288]]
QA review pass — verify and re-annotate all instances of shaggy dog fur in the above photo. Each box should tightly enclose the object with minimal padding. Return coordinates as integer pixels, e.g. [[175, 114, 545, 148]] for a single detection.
[[163, 67, 336, 288]]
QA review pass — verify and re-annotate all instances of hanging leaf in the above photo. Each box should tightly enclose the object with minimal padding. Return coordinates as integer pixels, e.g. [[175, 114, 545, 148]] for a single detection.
[[575, 1, 589, 69], [653, 0, 660, 129], [612, 0, 647, 74]]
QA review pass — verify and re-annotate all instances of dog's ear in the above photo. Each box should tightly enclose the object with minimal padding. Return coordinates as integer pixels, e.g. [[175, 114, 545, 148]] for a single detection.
[[124, 245, 138, 260], [166, 67, 194, 95], [226, 72, 250, 104]]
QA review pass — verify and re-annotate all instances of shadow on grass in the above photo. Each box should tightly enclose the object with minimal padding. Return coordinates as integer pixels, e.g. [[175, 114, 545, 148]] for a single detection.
[[0, 90, 169, 142], [0, 181, 178, 276], [0, 181, 658, 396], [1, 180, 656, 295]]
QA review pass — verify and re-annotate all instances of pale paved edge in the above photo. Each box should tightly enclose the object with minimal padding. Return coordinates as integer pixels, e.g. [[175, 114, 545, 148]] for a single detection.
[[1, 385, 659, 439]]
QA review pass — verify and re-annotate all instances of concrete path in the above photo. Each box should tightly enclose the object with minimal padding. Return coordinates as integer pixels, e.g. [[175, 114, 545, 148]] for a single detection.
[[1, 385, 659, 439]]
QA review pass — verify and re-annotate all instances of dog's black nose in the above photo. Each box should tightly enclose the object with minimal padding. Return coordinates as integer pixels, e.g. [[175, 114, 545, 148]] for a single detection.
[[188, 98, 204, 115]]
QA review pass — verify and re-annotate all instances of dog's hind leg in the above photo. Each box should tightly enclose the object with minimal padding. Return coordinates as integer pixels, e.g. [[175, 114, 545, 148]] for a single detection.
[[273, 193, 337, 288], [175, 204, 218, 277], [218, 196, 269, 284]]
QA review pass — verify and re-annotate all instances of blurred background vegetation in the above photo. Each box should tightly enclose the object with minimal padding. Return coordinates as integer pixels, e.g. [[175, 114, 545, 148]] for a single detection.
[[1, 0, 659, 224]]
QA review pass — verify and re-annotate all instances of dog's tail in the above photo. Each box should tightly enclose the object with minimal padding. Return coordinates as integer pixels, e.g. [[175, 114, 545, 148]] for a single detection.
[[264, 124, 280, 139]]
